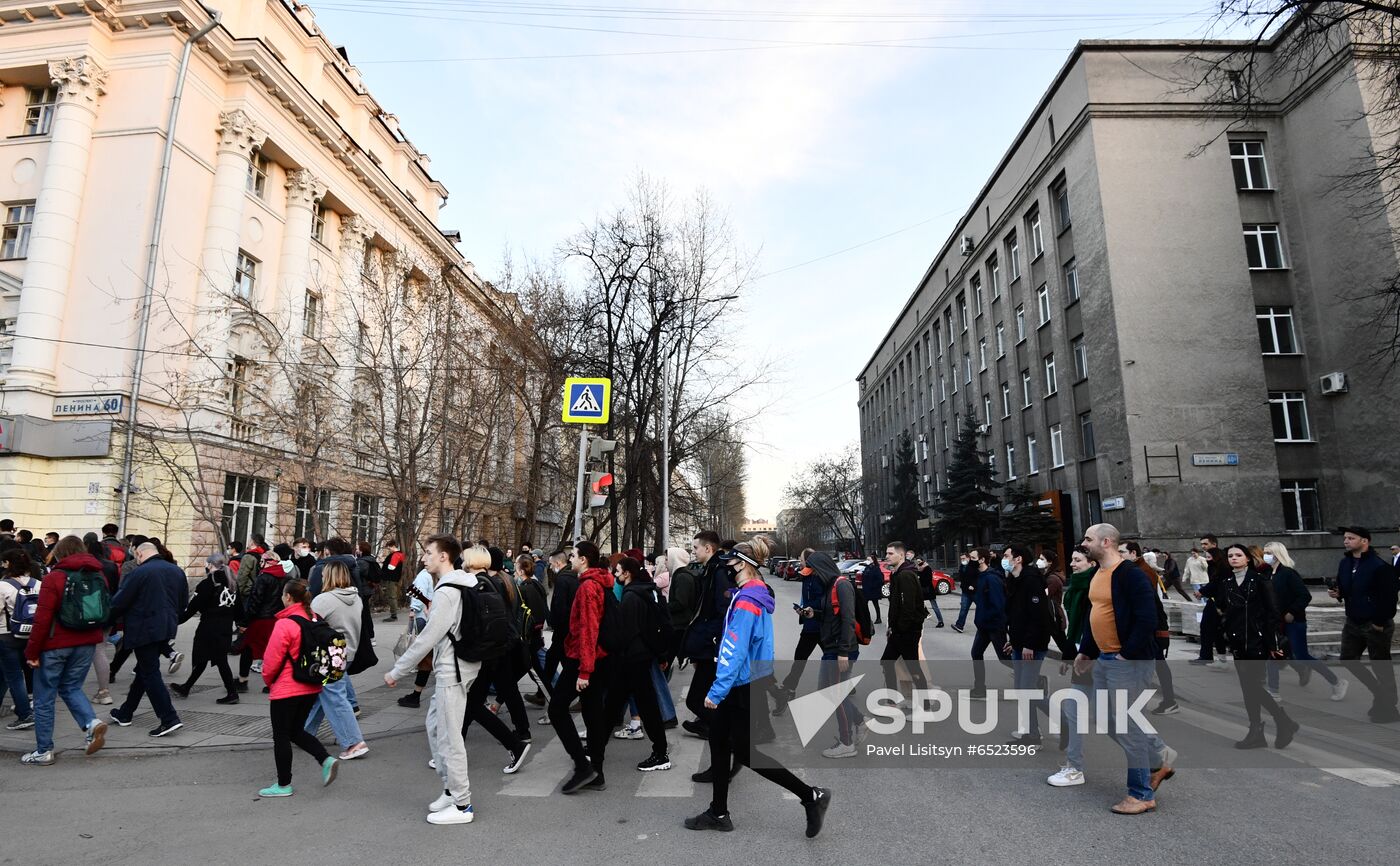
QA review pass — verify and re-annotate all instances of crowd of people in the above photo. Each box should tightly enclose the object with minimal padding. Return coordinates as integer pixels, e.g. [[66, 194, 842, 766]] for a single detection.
[[0, 514, 1394, 826]]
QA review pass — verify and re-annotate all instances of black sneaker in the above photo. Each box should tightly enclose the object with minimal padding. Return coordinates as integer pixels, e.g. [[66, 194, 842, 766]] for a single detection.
[[513, 729, 532, 744], [561, 766, 598, 795], [525, 690, 547, 707], [771, 689, 791, 718], [804, 787, 832, 838], [382, 614, 399, 623], [150, 720, 184, 738], [637, 752, 672, 772], [109, 711, 133, 727], [684, 810, 734, 832], [352, 706, 361, 718], [691, 763, 741, 783], [170, 683, 190, 699], [582, 771, 606, 792], [662, 717, 679, 729], [935, 622, 946, 628], [681, 719, 709, 739], [1151, 701, 1180, 716], [1188, 659, 1211, 666], [398, 692, 422, 709], [5, 716, 35, 731], [967, 688, 987, 701], [951, 624, 965, 633], [503, 743, 531, 775], [216, 694, 240, 705], [235, 680, 249, 693]]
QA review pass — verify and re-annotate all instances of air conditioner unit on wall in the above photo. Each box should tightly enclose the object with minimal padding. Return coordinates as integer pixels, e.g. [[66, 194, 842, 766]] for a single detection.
[[960, 235, 975, 256], [1320, 372, 1348, 395]]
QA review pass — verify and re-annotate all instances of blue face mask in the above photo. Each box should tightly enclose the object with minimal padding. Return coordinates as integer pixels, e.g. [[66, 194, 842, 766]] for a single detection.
[[1001, 558, 1013, 572]]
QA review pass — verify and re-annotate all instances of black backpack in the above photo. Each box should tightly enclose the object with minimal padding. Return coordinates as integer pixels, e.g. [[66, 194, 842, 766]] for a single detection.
[[285, 615, 348, 686], [597, 586, 629, 655], [446, 576, 512, 663]]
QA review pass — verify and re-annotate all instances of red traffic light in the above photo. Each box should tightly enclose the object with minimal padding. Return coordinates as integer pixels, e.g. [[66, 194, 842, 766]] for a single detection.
[[590, 472, 614, 494]]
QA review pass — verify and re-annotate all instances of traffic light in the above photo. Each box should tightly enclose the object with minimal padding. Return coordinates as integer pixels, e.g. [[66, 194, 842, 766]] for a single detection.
[[588, 471, 614, 509], [587, 437, 617, 462]]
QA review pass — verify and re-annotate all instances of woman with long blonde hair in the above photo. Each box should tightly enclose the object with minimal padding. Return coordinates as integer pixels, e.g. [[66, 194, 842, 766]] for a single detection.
[[1263, 541, 1347, 701]]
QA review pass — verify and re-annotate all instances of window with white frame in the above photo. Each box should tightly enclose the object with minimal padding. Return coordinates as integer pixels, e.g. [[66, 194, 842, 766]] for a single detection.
[[963, 353, 972, 384], [979, 338, 988, 371], [1007, 231, 1021, 281], [21, 87, 57, 136], [1244, 224, 1285, 269], [1051, 178, 1071, 229], [983, 393, 993, 424], [352, 493, 382, 546], [294, 485, 332, 540], [1072, 335, 1088, 380], [934, 323, 942, 358], [939, 374, 946, 402], [941, 421, 948, 451], [1063, 257, 1080, 303], [1044, 354, 1058, 395], [1050, 424, 1064, 467], [303, 290, 321, 339], [1000, 382, 1011, 417], [988, 256, 1001, 298], [945, 310, 954, 346], [1037, 284, 1051, 325], [1006, 443, 1017, 479], [958, 293, 969, 331], [1256, 306, 1299, 354], [1280, 478, 1321, 531], [1230, 140, 1270, 190], [1080, 412, 1095, 456], [1015, 305, 1026, 342], [1021, 369, 1033, 407], [1027, 433, 1039, 473], [1, 202, 35, 260], [995, 323, 1006, 357], [222, 473, 269, 547], [312, 204, 327, 243], [1269, 391, 1312, 441], [247, 151, 269, 198], [1028, 206, 1044, 259], [972, 274, 984, 316], [235, 250, 258, 299]]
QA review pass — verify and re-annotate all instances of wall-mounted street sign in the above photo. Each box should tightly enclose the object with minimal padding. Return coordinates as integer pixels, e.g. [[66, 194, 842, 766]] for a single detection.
[[1102, 496, 1127, 511], [54, 394, 123, 417], [562, 378, 610, 425], [1191, 452, 1239, 467]]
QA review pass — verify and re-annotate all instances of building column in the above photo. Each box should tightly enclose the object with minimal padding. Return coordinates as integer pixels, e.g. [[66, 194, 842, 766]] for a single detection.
[[333, 214, 373, 398], [279, 168, 325, 358], [8, 56, 108, 391], [194, 109, 264, 377]]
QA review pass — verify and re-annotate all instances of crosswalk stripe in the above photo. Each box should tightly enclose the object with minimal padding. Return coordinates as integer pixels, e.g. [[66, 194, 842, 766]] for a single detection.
[[498, 739, 569, 797], [637, 733, 702, 798]]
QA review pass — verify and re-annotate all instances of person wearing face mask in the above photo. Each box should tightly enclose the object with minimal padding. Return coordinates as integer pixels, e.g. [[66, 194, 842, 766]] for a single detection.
[[952, 548, 979, 633], [1003, 546, 1076, 743], [1038, 551, 1067, 634], [292, 539, 316, 583], [968, 548, 1009, 701], [1219, 544, 1297, 749], [1264, 541, 1346, 702]]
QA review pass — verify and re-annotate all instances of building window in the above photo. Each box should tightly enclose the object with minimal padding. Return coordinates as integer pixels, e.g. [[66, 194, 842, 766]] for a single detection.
[[1015, 305, 1026, 342], [934, 323, 942, 358], [1230, 140, 1270, 190], [352, 494, 382, 545], [939, 374, 946, 403], [1244, 224, 1286, 270], [1256, 306, 1299, 354], [1037, 284, 1051, 325], [958, 293, 969, 331], [1050, 424, 1064, 467], [1, 202, 35, 260], [1021, 369, 1033, 407], [1085, 489, 1103, 526], [228, 357, 251, 418], [1027, 434, 1039, 474], [1080, 412, 1095, 456], [1007, 231, 1021, 281], [1044, 354, 1058, 395], [303, 291, 321, 339], [235, 250, 258, 299], [1280, 479, 1321, 531], [944, 310, 954, 346], [941, 421, 949, 451], [1006, 443, 1017, 479], [1063, 258, 1079, 303], [979, 338, 988, 371], [963, 353, 972, 384], [1028, 206, 1044, 259], [312, 204, 327, 243], [1072, 336, 1088, 381], [221, 473, 269, 547], [1269, 391, 1312, 441], [972, 274, 984, 316], [983, 393, 993, 424], [21, 87, 57, 136], [294, 485, 332, 540], [988, 256, 1001, 298], [1001, 382, 1012, 417], [995, 323, 1006, 357], [1051, 178, 1071, 230], [247, 151, 269, 198]]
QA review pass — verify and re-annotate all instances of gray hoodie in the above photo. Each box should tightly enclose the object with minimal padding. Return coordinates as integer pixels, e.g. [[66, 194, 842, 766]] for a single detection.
[[389, 570, 479, 687], [311, 586, 363, 662], [807, 551, 855, 655]]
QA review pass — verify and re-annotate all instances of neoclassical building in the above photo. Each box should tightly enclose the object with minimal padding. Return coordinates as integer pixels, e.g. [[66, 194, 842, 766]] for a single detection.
[[0, 0, 553, 559]]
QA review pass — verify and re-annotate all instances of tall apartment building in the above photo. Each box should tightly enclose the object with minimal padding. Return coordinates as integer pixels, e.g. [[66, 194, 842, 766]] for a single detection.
[[0, 0, 556, 556], [858, 23, 1400, 571]]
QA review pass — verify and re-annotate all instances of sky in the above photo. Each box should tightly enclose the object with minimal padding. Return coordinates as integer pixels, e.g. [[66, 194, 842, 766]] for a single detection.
[[307, 0, 1241, 520]]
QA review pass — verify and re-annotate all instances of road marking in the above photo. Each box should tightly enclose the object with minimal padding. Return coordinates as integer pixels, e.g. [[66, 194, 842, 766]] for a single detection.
[[498, 738, 568, 797], [638, 733, 701, 798]]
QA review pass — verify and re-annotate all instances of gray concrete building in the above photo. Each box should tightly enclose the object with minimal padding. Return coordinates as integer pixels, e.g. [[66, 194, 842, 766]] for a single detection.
[[857, 23, 1400, 574]]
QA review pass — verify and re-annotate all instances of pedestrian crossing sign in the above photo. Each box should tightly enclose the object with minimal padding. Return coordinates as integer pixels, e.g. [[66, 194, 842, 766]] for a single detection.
[[562, 377, 611, 424]]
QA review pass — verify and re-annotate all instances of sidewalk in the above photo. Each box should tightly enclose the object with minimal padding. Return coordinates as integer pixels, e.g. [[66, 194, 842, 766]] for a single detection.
[[0, 616, 434, 758]]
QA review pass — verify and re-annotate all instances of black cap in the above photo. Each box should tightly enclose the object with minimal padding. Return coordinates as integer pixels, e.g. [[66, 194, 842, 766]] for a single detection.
[[1336, 526, 1372, 541]]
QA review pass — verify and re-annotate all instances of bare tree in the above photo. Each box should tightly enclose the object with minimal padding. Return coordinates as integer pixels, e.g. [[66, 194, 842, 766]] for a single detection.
[[783, 444, 866, 554]]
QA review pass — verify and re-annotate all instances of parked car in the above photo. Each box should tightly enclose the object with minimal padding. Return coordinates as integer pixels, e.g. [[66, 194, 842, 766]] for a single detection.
[[928, 569, 954, 595], [782, 560, 803, 581]]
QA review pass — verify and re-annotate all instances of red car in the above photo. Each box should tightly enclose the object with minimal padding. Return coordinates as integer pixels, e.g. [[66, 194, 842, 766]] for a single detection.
[[928, 569, 954, 595]]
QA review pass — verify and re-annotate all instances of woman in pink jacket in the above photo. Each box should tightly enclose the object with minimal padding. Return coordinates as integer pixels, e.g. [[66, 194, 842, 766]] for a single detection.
[[259, 579, 337, 797]]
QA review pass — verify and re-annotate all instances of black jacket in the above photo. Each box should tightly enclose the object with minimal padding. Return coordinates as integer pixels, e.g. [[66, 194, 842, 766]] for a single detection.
[[887, 561, 926, 635], [1006, 564, 1053, 652], [1271, 565, 1311, 623], [1336, 551, 1399, 627], [181, 569, 238, 629], [619, 578, 673, 662], [1218, 568, 1281, 659], [958, 560, 978, 592], [518, 575, 549, 643], [109, 558, 189, 648], [548, 569, 579, 641], [681, 557, 735, 661], [244, 568, 286, 622], [808, 552, 855, 655], [667, 562, 702, 634]]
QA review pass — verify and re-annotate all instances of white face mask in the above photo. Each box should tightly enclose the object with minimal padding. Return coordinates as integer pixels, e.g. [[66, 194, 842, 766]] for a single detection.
[[1144, 552, 1158, 566], [1263, 553, 1277, 565], [1001, 558, 1013, 572], [1034, 557, 1048, 570], [959, 558, 968, 566]]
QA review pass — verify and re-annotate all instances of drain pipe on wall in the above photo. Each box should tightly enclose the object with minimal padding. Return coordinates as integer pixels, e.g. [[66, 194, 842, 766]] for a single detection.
[[117, 6, 222, 534]]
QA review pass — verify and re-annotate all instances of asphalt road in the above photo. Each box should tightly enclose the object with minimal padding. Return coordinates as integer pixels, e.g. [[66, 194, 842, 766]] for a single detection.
[[8, 575, 1398, 865]]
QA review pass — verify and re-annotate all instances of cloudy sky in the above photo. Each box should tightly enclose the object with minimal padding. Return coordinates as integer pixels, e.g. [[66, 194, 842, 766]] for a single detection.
[[309, 0, 1235, 520]]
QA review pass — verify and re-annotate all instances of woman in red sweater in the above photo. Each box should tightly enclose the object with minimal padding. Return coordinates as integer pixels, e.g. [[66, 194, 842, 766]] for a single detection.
[[259, 579, 337, 797]]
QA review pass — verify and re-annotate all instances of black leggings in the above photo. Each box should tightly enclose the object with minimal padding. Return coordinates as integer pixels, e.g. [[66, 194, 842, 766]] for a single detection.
[[780, 630, 822, 693], [603, 658, 667, 753], [183, 655, 236, 694], [461, 659, 528, 749], [708, 683, 812, 816], [270, 693, 329, 786], [549, 658, 613, 773], [1237, 659, 1288, 727], [880, 632, 927, 694], [490, 649, 530, 735], [685, 659, 717, 728]]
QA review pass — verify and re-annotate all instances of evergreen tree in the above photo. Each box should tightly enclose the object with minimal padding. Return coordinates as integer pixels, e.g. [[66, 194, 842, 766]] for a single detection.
[[999, 481, 1063, 549], [886, 431, 926, 550], [932, 411, 1000, 549]]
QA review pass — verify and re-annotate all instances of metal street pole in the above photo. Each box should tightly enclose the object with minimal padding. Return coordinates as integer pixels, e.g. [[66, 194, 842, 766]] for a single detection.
[[661, 354, 670, 553], [572, 425, 589, 544]]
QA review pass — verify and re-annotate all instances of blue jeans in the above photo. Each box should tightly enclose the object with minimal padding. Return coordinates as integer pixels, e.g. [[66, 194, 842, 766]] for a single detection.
[[0, 639, 32, 719], [305, 675, 363, 750], [1061, 680, 1092, 771], [1268, 621, 1339, 690], [927, 594, 945, 625], [953, 592, 974, 629], [628, 663, 678, 722], [34, 644, 98, 753], [818, 651, 862, 745], [1011, 649, 1047, 736], [1091, 653, 1159, 801]]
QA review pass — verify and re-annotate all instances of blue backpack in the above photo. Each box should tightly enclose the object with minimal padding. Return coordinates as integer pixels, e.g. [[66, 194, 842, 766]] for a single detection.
[[4, 577, 39, 639]]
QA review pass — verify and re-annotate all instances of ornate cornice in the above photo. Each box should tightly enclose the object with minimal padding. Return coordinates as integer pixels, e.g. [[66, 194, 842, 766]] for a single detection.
[[48, 56, 107, 106], [216, 108, 266, 157]]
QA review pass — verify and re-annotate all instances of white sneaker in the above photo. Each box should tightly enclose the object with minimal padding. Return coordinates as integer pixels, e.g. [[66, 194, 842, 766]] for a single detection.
[[250, 660, 264, 674], [339, 743, 370, 760], [1331, 679, 1350, 702], [613, 723, 644, 740], [426, 804, 474, 825], [428, 791, 455, 812], [1047, 766, 1084, 787], [1209, 659, 1230, 670], [21, 750, 55, 766], [428, 758, 437, 770], [821, 741, 857, 759], [167, 651, 185, 675], [537, 715, 551, 727]]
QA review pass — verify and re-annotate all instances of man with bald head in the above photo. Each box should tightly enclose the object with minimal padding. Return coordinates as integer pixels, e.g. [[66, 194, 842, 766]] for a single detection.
[[108, 542, 188, 737]]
